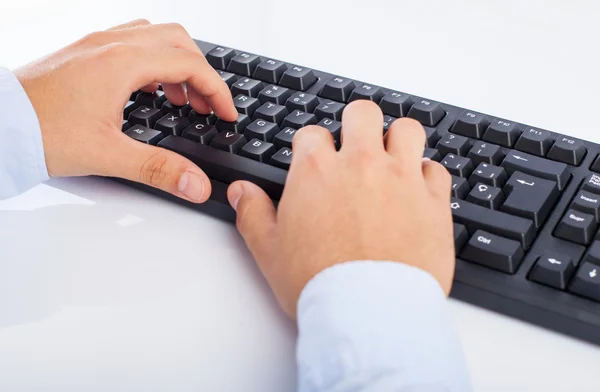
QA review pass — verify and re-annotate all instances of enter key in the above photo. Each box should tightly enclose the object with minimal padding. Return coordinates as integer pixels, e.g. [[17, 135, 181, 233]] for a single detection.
[[501, 171, 560, 229]]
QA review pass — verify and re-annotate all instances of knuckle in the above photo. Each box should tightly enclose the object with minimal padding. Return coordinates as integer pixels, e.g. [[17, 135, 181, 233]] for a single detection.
[[78, 31, 109, 46], [139, 151, 171, 187], [134, 18, 151, 25]]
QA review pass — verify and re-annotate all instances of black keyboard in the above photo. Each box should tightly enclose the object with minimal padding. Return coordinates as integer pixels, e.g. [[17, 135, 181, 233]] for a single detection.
[[120, 40, 600, 345]]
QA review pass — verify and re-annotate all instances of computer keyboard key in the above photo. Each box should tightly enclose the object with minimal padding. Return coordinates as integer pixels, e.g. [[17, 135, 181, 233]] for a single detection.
[[554, 209, 597, 246], [206, 46, 236, 69], [239, 139, 277, 163], [572, 190, 600, 222], [134, 91, 167, 109], [314, 100, 345, 121], [423, 148, 441, 162], [451, 111, 490, 139], [450, 198, 535, 249], [286, 92, 319, 113], [122, 120, 131, 132], [130, 90, 142, 101], [253, 102, 289, 125], [514, 127, 554, 157], [441, 154, 474, 178], [231, 78, 264, 98], [436, 133, 470, 157], [124, 101, 139, 119], [128, 106, 163, 128], [482, 119, 521, 148], [467, 183, 504, 210], [279, 66, 317, 91], [379, 91, 413, 118], [215, 113, 251, 134], [258, 85, 294, 105], [158, 135, 287, 199], [160, 101, 192, 117], [217, 70, 238, 88], [282, 110, 318, 129], [454, 223, 469, 255], [460, 230, 525, 274], [583, 241, 600, 265], [253, 59, 288, 84], [591, 156, 600, 173], [547, 137, 587, 166], [188, 111, 218, 125], [501, 172, 559, 229], [467, 141, 504, 166], [451, 176, 470, 199], [582, 173, 600, 194], [125, 125, 164, 145], [468, 163, 507, 188], [233, 95, 261, 116], [348, 84, 385, 103], [317, 118, 342, 142], [569, 262, 600, 302], [502, 150, 569, 191], [270, 147, 293, 170], [181, 123, 218, 145], [210, 131, 247, 153], [319, 77, 355, 102], [383, 115, 396, 134], [529, 253, 575, 290], [154, 114, 191, 136], [226, 52, 261, 76], [407, 99, 445, 127], [244, 119, 280, 142], [423, 127, 441, 148], [273, 127, 298, 149]]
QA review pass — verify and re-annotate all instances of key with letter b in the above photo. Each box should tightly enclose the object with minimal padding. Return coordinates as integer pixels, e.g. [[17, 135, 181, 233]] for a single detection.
[[240, 139, 276, 162]]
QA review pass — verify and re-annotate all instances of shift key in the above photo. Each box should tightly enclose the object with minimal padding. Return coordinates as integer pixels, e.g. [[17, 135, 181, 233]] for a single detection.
[[502, 150, 569, 190], [451, 198, 536, 249]]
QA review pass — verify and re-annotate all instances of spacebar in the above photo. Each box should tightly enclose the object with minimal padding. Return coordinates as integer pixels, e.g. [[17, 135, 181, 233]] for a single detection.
[[158, 135, 287, 200], [451, 198, 536, 249]]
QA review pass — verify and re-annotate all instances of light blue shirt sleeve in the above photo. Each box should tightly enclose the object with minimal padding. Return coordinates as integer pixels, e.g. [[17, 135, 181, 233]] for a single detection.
[[297, 261, 472, 392], [0, 67, 49, 200]]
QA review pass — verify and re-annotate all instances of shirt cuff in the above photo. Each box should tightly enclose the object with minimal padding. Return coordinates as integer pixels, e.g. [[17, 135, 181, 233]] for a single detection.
[[0, 67, 48, 199], [296, 261, 471, 392]]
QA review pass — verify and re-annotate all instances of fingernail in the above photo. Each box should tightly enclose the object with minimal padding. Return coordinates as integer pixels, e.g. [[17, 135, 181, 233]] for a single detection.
[[228, 182, 244, 211], [422, 157, 431, 162], [178, 171, 205, 201]]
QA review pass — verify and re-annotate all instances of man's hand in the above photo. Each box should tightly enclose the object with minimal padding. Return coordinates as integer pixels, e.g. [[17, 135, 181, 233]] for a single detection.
[[14, 19, 237, 202], [227, 101, 454, 319]]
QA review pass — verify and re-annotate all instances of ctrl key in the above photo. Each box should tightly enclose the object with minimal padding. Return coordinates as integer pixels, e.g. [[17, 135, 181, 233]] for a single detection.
[[125, 125, 164, 145], [459, 230, 524, 274], [569, 262, 600, 302]]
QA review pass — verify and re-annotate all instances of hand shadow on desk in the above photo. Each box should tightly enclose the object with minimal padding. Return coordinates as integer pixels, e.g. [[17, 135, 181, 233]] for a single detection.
[[0, 177, 287, 332]]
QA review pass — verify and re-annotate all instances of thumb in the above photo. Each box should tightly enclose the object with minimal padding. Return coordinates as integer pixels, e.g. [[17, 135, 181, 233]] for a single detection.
[[110, 136, 211, 203], [227, 181, 278, 262]]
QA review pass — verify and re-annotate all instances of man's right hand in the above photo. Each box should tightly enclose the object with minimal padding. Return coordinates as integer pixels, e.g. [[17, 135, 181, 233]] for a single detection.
[[227, 100, 455, 319]]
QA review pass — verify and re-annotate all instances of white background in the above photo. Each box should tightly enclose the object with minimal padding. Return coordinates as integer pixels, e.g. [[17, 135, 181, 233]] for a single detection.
[[1, 0, 600, 391]]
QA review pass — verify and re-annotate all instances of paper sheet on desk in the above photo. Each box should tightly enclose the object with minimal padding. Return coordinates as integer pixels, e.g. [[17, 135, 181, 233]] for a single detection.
[[0, 183, 95, 211]]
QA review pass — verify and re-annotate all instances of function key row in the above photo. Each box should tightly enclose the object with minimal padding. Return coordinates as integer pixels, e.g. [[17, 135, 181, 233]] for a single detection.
[[206, 46, 317, 91], [451, 111, 587, 166]]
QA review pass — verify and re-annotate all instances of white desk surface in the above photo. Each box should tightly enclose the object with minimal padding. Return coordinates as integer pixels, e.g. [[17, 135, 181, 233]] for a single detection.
[[1, 0, 600, 391]]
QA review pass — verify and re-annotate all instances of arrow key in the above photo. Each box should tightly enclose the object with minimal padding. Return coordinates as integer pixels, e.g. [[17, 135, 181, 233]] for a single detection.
[[529, 253, 575, 290], [569, 262, 600, 302]]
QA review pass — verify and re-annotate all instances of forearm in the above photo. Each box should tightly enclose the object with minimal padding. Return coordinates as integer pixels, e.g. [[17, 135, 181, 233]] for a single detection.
[[296, 261, 471, 392], [0, 67, 48, 199]]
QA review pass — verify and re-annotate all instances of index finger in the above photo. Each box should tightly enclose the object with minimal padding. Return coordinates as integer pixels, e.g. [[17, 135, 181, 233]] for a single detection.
[[117, 44, 237, 121]]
